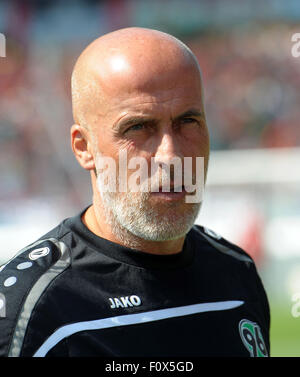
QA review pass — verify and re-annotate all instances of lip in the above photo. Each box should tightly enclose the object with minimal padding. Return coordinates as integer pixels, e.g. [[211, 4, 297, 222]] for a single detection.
[[150, 187, 187, 201]]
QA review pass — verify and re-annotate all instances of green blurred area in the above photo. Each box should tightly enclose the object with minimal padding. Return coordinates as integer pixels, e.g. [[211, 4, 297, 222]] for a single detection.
[[270, 301, 300, 357], [259, 258, 300, 357]]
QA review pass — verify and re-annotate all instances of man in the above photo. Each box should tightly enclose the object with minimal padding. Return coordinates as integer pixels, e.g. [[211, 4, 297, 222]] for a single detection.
[[0, 27, 270, 357]]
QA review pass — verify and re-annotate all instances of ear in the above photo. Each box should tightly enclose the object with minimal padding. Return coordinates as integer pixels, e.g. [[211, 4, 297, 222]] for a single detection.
[[70, 124, 95, 171]]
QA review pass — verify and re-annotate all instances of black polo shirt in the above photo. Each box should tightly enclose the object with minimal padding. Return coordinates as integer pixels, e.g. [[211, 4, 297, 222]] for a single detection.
[[0, 208, 270, 357]]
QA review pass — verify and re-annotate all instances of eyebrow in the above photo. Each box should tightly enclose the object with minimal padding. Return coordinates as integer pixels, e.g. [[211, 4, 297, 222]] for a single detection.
[[115, 116, 155, 131], [115, 108, 205, 131], [175, 109, 205, 120]]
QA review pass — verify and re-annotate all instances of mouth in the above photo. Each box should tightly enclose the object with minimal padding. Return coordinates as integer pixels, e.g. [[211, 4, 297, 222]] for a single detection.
[[150, 185, 187, 201]]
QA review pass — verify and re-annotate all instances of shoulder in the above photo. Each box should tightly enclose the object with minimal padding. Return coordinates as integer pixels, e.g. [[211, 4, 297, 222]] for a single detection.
[[191, 224, 268, 300], [0, 233, 72, 356], [191, 224, 270, 328], [191, 224, 254, 266]]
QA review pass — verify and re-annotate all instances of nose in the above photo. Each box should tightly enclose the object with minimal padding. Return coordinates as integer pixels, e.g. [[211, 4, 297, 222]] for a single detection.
[[153, 131, 183, 187], [154, 131, 181, 163]]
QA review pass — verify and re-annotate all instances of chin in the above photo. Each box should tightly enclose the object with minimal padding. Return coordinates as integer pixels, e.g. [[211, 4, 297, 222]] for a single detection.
[[126, 211, 198, 242]]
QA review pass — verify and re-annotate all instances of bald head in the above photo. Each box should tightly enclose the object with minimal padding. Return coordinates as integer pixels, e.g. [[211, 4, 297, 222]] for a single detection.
[[71, 27, 203, 136], [71, 28, 209, 249]]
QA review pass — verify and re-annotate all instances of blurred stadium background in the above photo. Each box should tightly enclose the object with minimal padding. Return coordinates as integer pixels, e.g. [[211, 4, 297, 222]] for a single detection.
[[0, 0, 299, 356]]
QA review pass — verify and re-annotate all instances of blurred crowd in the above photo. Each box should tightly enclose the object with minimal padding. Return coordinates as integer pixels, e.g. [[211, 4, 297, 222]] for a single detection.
[[0, 1, 300, 204], [188, 25, 300, 150]]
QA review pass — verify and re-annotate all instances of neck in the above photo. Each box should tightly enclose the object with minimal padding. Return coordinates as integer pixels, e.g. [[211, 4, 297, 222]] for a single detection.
[[82, 204, 185, 255]]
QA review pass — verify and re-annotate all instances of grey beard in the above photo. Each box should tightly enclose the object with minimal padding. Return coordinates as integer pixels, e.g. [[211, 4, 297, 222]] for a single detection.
[[95, 151, 201, 246], [99, 189, 200, 245]]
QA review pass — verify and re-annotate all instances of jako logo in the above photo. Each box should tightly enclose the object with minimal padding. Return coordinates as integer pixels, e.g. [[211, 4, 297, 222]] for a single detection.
[[109, 295, 142, 309], [0, 33, 6, 57]]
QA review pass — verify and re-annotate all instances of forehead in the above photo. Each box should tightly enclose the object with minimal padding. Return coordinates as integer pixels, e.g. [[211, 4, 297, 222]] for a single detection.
[[98, 63, 204, 119]]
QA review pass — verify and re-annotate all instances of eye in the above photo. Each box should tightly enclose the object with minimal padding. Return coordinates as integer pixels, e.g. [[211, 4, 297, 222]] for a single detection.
[[181, 118, 198, 124], [125, 123, 146, 133], [174, 118, 199, 130]]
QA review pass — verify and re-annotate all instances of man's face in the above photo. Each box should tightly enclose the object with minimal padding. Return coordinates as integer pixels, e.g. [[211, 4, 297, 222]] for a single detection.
[[93, 57, 210, 241]]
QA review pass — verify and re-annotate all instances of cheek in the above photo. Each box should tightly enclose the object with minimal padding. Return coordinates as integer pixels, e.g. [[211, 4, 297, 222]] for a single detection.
[[181, 129, 210, 181], [181, 127, 210, 157], [113, 147, 153, 190], [199, 128, 210, 158], [197, 129, 210, 175]]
